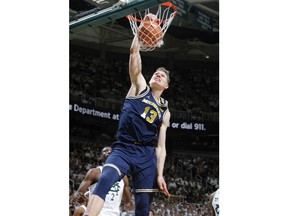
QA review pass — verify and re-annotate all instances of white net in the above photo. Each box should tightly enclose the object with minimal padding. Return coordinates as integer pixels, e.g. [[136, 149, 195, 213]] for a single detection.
[[127, 2, 177, 52]]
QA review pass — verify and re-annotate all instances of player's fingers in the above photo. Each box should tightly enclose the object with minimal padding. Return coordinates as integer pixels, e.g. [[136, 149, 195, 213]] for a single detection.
[[162, 188, 169, 197], [161, 183, 170, 197]]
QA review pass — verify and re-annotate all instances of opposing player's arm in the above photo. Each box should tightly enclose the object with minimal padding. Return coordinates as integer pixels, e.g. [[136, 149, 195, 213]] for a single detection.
[[122, 176, 132, 203], [122, 175, 134, 210], [74, 168, 101, 198], [73, 206, 85, 216], [155, 110, 171, 197], [127, 36, 146, 97]]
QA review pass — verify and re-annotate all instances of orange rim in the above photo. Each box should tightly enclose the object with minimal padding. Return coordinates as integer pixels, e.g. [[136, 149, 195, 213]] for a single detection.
[[126, 1, 177, 23]]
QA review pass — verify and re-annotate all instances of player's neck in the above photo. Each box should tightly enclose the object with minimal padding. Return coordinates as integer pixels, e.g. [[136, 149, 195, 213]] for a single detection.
[[152, 90, 162, 103]]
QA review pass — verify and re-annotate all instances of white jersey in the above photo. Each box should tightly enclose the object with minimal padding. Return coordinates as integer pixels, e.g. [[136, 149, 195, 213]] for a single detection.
[[88, 166, 125, 216], [212, 189, 219, 216]]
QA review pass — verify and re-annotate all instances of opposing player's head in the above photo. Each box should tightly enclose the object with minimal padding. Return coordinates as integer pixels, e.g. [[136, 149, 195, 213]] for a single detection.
[[149, 67, 170, 91], [99, 146, 112, 163]]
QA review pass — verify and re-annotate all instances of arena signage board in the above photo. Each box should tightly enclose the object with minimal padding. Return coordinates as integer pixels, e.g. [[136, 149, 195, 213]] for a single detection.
[[170, 0, 188, 19], [193, 7, 213, 32], [69, 103, 218, 133], [83, 0, 120, 9]]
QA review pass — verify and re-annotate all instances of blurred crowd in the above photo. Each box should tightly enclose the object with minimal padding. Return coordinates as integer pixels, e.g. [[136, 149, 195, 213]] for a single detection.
[[69, 141, 218, 215], [70, 45, 219, 119]]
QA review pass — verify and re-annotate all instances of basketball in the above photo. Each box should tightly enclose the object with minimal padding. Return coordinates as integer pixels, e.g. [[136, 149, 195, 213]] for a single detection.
[[138, 20, 163, 47]]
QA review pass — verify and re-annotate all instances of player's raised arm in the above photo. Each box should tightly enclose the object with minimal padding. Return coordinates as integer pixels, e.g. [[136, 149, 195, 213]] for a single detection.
[[127, 36, 147, 97]]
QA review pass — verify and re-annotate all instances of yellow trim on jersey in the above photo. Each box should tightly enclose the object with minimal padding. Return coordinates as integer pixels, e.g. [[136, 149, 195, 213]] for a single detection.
[[103, 164, 121, 176], [135, 189, 159, 193]]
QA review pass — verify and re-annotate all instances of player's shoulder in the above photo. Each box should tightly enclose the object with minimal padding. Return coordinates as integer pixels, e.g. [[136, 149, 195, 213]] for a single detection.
[[90, 166, 102, 172], [88, 166, 102, 177], [126, 84, 149, 99], [160, 97, 168, 107]]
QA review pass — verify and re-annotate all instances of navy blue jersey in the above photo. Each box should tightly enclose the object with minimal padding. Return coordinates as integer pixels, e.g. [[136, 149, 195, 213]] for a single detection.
[[116, 86, 168, 145]]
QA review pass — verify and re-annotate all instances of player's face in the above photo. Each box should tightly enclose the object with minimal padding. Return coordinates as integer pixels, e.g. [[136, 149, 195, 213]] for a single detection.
[[149, 70, 169, 90], [101, 147, 112, 162]]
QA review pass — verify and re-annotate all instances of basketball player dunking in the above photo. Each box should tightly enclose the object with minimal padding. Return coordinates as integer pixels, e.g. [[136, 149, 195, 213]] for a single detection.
[[85, 35, 171, 216]]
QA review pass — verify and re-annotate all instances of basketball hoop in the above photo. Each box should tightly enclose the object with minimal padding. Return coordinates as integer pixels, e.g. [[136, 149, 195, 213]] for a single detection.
[[126, 2, 177, 52]]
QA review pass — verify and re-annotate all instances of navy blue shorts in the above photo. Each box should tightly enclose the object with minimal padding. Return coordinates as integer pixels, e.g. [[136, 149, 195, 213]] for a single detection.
[[104, 141, 158, 193]]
